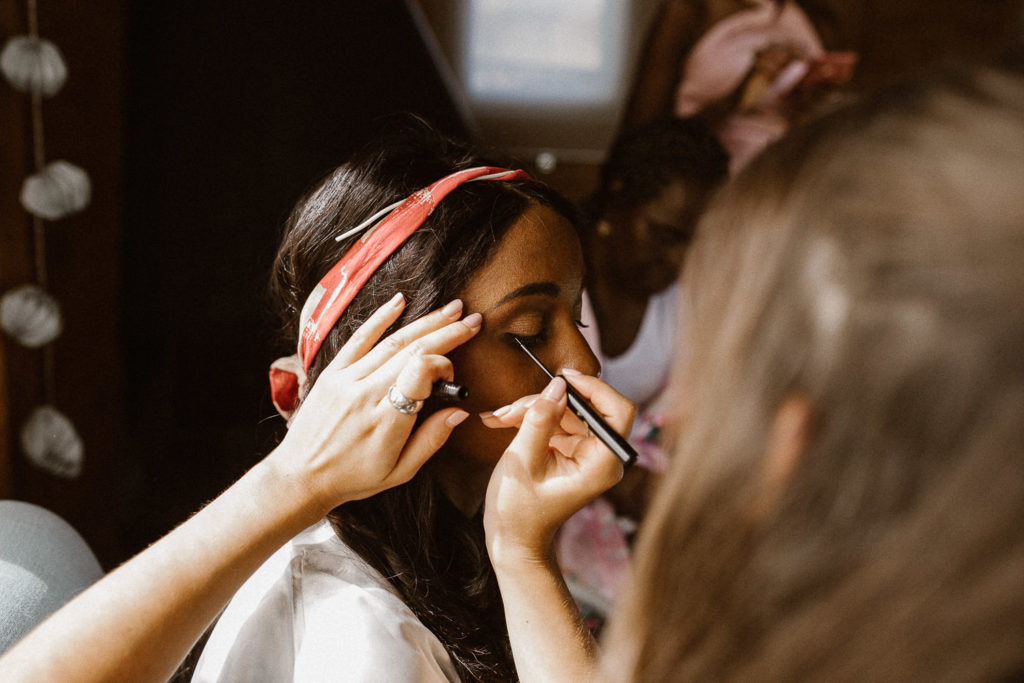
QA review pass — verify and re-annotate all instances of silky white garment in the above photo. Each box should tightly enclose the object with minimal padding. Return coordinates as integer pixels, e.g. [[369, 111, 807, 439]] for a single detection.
[[192, 519, 457, 682], [580, 283, 680, 409]]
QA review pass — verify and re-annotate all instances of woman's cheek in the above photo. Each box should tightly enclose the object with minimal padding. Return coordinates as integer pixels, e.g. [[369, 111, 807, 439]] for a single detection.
[[442, 342, 541, 465], [446, 414, 517, 466], [453, 340, 534, 412]]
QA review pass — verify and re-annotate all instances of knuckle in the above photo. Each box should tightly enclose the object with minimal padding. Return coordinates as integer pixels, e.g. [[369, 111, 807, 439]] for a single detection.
[[408, 353, 432, 374], [381, 334, 405, 355], [404, 338, 427, 358], [349, 327, 372, 345], [348, 324, 369, 341], [430, 355, 453, 374], [525, 403, 556, 427], [610, 462, 626, 484]]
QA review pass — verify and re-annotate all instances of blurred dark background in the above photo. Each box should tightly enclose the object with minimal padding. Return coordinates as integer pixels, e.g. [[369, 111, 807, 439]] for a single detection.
[[1, 1, 471, 566], [2, 0, 1022, 568], [119, 2, 470, 556]]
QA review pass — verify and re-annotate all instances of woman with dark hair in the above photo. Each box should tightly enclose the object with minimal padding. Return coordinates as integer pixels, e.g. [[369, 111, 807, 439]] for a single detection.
[[0, 289, 489, 682], [580, 117, 727, 414], [190, 123, 630, 681], [0, 123, 631, 683]]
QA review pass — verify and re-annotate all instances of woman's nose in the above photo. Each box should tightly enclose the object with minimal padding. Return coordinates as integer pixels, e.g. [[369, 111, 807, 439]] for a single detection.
[[557, 327, 601, 378]]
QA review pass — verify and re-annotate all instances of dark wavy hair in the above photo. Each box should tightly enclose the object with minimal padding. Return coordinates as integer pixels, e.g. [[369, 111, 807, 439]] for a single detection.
[[270, 120, 578, 681]]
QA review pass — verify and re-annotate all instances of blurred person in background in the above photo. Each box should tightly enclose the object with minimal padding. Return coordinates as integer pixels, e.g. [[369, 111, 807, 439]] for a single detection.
[[623, 0, 856, 173]]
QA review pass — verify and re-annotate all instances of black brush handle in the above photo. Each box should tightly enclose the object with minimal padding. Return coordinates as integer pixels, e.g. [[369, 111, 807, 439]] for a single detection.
[[513, 337, 636, 467], [564, 381, 638, 467]]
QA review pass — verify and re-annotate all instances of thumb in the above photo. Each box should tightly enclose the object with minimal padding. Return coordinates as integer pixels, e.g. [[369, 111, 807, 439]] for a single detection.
[[390, 408, 469, 484], [505, 378, 567, 475]]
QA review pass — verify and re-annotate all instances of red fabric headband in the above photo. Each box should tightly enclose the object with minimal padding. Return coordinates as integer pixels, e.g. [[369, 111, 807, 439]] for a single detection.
[[269, 165, 530, 416]]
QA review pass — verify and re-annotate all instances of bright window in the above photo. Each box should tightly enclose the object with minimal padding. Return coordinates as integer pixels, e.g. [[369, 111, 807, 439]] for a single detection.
[[463, 0, 628, 106]]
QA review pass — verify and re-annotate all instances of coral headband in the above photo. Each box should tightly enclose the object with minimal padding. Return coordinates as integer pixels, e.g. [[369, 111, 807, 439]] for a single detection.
[[269, 165, 530, 416]]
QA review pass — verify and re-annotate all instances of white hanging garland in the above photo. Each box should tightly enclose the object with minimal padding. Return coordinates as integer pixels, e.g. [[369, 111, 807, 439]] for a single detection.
[[21, 405, 84, 479], [1, 1, 88, 479], [0, 284, 63, 348], [21, 160, 92, 221], [0, 34, 67, 96]]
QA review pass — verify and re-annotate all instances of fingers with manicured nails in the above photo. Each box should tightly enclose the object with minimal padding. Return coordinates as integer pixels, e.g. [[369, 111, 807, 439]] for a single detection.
[[351, 299, 466, 376], [359, 312, 482, 381], [385, 311, 481, 365], [386, 408, 470, 486], [327, 292, 406, 371], [480, 392, 586, 436], [479, 394, 538, 427]]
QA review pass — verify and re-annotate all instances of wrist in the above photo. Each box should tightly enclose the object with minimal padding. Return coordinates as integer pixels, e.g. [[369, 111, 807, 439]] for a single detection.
[[251, 449, 345, 528], [486, 533, 556, 574]]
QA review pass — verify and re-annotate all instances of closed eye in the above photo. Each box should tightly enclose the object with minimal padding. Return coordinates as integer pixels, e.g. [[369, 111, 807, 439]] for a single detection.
[[506, 331, 546, 348]]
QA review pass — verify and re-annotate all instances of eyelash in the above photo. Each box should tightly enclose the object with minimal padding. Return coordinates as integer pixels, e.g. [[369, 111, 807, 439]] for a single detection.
[[513, 331, 546, 348], [510, 319, 588, 348]]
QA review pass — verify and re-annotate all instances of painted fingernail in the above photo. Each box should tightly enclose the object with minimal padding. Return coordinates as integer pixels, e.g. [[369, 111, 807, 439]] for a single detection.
[[493, 405, 512, 418], [462, 312, 483, 330], [561, 368, 583, 376], [390, 292, 405, 306], [478, 410, 495, 420], [542, 377, 566, 402], [446, 409, 470, 427], [442, 299, 463, 318]]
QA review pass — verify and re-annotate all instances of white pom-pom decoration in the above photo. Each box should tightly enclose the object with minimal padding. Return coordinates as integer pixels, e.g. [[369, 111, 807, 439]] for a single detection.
[[0, 35, 68, 96], [20, 160, 91, 220], [21, 405, 84, 479], [1, 284, 63, 348]]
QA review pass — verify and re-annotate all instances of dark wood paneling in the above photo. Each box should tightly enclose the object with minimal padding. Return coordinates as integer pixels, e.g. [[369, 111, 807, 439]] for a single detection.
[[119, 2, 469, 559], [0, 0, 128, 567]]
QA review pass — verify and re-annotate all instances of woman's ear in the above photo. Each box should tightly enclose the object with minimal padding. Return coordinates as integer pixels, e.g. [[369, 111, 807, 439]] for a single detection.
[[755, 393, 812, 517]]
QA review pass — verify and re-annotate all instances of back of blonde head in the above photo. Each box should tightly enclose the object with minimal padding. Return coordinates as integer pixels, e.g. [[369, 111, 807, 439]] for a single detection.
[[605, 66, 1024, 682]]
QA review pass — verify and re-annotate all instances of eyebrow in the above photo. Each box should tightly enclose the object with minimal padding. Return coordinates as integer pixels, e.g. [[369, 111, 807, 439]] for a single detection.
[[488, 282, 561, 311]]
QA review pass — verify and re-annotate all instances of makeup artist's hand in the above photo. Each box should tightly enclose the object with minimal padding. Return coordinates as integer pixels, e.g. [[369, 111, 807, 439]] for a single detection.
[[482, 373, 634, 562], [266, 294, 481, 520]]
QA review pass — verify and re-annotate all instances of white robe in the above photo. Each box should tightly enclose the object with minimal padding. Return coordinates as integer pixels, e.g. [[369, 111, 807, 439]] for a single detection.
[[580, 283, 680, 410], [192, 520, 457, 682]]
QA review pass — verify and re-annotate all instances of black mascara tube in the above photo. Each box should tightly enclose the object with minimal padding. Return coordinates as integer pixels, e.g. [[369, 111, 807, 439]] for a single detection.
[[513, 337, 637, 468], [431, 380, 469, 402]]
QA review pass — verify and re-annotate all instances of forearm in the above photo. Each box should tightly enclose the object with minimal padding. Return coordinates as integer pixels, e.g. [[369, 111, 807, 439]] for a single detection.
[[621, 0, 699, 127], [0, 454, 327, 683], [492, 545, 600, 683], [482, 375, 630, 681]]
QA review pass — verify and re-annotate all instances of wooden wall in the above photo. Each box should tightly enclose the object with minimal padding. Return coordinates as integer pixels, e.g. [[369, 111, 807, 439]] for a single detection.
[[0, 0, 128, 566], [1, 0, 466, 568], [117, 2, 467, 562]]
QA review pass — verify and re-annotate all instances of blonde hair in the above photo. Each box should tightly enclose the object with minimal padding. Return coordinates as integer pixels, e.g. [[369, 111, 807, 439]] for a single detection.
[[605, 66, 1024, 682]]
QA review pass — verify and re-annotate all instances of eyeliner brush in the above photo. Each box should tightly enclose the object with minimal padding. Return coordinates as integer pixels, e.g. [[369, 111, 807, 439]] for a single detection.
[[512, 336, 637, 468]]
